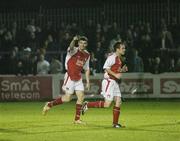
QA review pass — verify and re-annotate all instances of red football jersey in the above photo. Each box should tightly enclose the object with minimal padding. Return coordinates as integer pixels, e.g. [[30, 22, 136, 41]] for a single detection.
[[103, 53, 122, 80], [66, 48, 90, 81]]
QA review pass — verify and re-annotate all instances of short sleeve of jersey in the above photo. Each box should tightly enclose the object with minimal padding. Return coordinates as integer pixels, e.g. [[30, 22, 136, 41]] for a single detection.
[[65, 47, 78, 70], [83, 56, 90, 70], [103, 54, 115, 70]]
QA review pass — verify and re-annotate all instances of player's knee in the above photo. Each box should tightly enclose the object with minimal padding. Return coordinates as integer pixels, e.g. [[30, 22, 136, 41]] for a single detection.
[[76, 93, 84, 102], [104, 105, 110, 108], [66, 97, 71, 102], [115, 100, 122, 107], [104, 102, 111, 108], [62, 94, 71, 102], [77, 96, 84, 103]]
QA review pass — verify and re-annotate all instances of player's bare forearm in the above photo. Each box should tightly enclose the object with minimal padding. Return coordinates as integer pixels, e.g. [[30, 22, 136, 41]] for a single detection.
[[85, 69, 90, 83], [106, 68, 122, 79], [85, 69, 90, 90]]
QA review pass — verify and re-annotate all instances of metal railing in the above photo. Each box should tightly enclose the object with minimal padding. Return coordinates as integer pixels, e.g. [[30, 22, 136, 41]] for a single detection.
[[0, 0, 179, 30]]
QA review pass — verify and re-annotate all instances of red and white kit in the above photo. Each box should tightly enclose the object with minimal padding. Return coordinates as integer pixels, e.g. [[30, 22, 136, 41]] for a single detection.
[[62, 47, 90, 94], [101, 53, 122, 101]]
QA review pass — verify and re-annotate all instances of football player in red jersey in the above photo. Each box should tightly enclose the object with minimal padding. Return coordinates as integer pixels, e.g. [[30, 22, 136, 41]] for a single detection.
[[42, 36, 90, 124], [82, 41, 128, 128]]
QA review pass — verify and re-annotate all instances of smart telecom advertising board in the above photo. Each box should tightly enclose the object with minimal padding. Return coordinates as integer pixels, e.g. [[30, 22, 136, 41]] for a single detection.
[[0, 76, 52, 101]]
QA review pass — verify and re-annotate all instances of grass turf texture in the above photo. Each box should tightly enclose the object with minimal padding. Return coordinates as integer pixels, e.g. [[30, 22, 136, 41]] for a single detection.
[[0, 101, 180, 141]]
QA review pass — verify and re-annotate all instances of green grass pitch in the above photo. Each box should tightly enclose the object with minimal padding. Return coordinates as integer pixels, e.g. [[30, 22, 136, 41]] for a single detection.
[[0, 100, 180, 141]]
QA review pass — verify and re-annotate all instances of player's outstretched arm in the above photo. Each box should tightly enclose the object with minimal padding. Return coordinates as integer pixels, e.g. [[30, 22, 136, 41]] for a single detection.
[[69, 36, 79, 50]]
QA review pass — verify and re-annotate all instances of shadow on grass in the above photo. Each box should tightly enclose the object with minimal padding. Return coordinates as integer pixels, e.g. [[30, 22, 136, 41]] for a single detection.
[[0, 122, 112, 135], [0, 121, 179, 135]]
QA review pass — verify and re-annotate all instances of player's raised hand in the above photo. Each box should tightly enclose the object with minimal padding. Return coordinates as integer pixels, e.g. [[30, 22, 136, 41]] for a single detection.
[[73, 35, 79, 41], [70, 35, 79, 49]]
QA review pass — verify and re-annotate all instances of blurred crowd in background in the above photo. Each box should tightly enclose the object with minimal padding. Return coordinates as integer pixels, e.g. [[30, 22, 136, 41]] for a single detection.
[[0, 0, 180, 76], [0, 17, 180, 75]]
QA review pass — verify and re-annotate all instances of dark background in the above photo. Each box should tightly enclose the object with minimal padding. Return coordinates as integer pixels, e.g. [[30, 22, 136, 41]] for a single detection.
[[0, 0, 170, 8], [0, 0, 104, 8]]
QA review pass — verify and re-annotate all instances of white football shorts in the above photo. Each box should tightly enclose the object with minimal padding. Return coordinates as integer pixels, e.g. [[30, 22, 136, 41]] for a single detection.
[[101, 78, 121, 101], [62, 72, 84, 94]]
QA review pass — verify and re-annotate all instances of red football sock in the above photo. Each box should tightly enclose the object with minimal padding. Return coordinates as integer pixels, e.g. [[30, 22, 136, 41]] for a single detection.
[[113, 106, 120, 125], [87, 101, 105, 108], [75, 104, 82, 121], [48, 97, 63, 107]]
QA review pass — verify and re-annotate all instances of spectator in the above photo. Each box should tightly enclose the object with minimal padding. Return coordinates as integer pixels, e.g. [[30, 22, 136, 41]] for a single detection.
[[45, 34, 60, 61], [152, 57, 164, 74], [60, 32, 72, 51], [133, 49, 144, 72], [50, 56, 63, 74], [95, 41, 105, 73], [89, 52, 97, 75], [1, 31, 14, 52], [159, 26, 174, 49], [168, 58, 176, 72], [108, 22, 121, 40], [16, 61, 24, 76], [175, 57, 180, 72], [169, 17, 180, 47], [109, 34, 121, 52], [146, 58, 154, 73], [37, 54, 50, 75], [21, 47, 34, 75], [8, 48, 19, 74]]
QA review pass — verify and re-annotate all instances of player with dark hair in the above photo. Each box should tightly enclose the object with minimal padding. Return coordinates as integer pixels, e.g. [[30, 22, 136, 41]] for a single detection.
[[82, 41, 128, 128], [42, 36, 90, 124]]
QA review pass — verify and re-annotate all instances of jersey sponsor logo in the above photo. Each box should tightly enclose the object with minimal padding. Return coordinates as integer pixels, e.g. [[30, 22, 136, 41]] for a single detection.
[[76, 59, 85, 67]]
